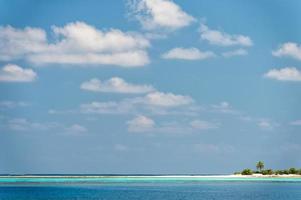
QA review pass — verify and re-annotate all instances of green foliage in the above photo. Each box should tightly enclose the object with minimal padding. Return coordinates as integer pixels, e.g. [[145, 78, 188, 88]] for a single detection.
[[266, 169, 273, 175], [273, 168, 300, 175], [256, 161, 264, 171], [283, 170, 289, 175], [241, 169, 253, 175], [289, 168, 298, 174], [261, 169, 273, 175], [237, 162, 301, 176], [274, 170, 281, 175]]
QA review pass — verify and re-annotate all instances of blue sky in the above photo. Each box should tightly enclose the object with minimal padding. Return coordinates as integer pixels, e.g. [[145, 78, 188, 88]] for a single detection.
[[0, 0, 301, 174]]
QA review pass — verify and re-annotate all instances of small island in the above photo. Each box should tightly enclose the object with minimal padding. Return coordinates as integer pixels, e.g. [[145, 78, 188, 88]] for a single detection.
[[234, 161, 301, 177]]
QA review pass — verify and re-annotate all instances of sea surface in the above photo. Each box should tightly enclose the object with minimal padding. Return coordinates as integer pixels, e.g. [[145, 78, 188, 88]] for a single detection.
[[0, 176, 301, 200]]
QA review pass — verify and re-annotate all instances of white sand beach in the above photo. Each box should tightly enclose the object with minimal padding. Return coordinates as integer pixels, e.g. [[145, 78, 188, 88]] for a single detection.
[[1, 174, 301, 178]]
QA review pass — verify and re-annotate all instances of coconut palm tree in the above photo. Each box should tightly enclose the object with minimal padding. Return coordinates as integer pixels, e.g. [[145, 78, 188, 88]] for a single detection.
[[256, 161, 264, 172]]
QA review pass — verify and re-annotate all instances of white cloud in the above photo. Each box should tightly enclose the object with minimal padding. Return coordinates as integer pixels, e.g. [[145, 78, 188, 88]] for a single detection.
[[81, 101, 132, 114], [257, 119, 279, 131], [8, 118, 33, 131], [127, 115, 155, 132], [222, 49, 248, 57], [152, 121, 191, 134], [258, 119, 274, 130], [199, 23, 253, 47], [8, 118, 58, 131], [264, 67, 301, 81], [80, 77, 155, 93], [0, 26, 47, 61], [0, 64, 36, 82], [290, 120, 301, 126], [65, 124, 87, 133], [0, 22, 150, 67], [51, 22, 149, 52], [239, 115, 281, 131], [211, 101, 238, 114], [143, 92, 193, 107], [162, 47, 215, 60], [80, 92, 195, 115], [81, 92, 191, 114], [0, 101, 29, 108], [6, 118, 87, 135], [190, 120, 218, 130], [28, 51, 149, 67], [272, 42, 301, 60], [127, 116, 218, 134], [128, 0, 195, 30]]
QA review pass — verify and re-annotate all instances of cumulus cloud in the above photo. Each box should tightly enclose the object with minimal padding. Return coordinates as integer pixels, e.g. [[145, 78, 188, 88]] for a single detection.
[[0, 64, 37, 82], [65, 124, 87, 133], [211, 101, 238, 114], [257, 119, 276, 130], [28, 51, 149, 67], [127, 115, 155, 132], [0, 26, 47, 61], [162, 47, 215, 60], [222, 49, 248, 57], [80, 77, 155, 93], [128, 0, 195, 30], [80, 92, 195, 115], [0, 22, 150, 67], [290, 120, 301, 126], [264, 67, 301, 81], [8, 118, 59, 131], [81, 101, 132, 114], [127, 116, 218, 134], [199, 23, 253, 47], [143, 92, 193, 107], [272, 42, 301, 60], [6, 118, 87, 135], [258, 120, 271, 129]]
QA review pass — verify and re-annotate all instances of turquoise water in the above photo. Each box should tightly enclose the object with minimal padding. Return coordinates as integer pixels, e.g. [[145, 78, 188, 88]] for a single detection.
[[1, 176, 301, 199], [1, 176, 301, 183]]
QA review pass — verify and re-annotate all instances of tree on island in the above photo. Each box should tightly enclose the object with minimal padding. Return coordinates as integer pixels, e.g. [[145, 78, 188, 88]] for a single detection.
[[241, 169, 253, 175], [236, 161, 301, 175], [256, 161, 264, 172], [289, 168, 297, 174]]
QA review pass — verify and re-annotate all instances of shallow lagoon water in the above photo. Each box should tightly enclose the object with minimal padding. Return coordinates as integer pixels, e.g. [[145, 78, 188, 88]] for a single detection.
[[0, 176, 301, 200], [1, 176, 301, 183]]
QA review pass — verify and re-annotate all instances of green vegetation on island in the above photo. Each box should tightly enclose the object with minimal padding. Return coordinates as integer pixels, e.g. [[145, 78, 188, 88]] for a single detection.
[[235, 161, 301, 175]]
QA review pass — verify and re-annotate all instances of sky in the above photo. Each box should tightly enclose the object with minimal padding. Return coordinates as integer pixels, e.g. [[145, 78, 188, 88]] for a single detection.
[[0, 0, 301, 174]]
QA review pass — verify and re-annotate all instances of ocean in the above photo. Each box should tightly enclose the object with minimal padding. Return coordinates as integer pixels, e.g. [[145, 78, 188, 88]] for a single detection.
[[0, 176, 301, 200]]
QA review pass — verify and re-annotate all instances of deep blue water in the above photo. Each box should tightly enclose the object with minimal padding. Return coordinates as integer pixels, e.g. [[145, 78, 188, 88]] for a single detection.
[[1, 182, 301, 200]]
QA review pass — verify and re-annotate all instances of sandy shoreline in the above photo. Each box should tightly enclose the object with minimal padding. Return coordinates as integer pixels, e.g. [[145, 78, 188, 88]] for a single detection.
[[0, 174, 301, 178]]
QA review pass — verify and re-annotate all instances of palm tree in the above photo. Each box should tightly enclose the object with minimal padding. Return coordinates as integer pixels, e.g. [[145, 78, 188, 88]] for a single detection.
[[256, 161, 264, 172]]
